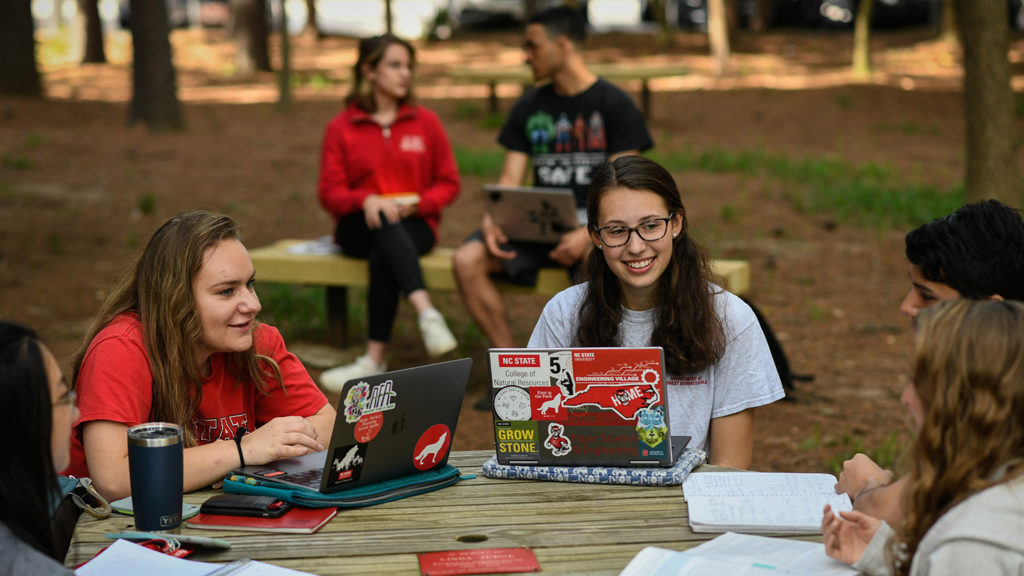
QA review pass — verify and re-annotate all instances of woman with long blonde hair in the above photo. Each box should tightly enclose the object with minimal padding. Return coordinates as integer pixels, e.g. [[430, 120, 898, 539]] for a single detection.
[[64, 211, 335, 501], [823, 299, 1024, 575]]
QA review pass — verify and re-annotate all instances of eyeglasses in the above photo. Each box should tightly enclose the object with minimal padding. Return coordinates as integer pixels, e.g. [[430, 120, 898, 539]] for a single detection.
[[53, 389, 76, 407], [593, 215, 673, 248]]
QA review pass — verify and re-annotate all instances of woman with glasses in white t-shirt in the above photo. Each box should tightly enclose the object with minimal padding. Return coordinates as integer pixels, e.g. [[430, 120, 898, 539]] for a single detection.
[[528, 156, 784, 469]]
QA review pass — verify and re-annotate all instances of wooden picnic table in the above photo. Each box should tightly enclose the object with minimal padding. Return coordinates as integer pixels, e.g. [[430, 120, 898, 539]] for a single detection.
[[447, 63, 686, 117], [65, 450, 819, 575]]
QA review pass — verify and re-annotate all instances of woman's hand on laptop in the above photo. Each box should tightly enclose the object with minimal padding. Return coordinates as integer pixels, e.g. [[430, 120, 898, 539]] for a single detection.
[[242, 416, 326, 465]]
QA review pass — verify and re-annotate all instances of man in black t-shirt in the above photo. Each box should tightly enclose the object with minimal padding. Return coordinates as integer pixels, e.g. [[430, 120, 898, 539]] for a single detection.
[[453, 6, 654, 350]]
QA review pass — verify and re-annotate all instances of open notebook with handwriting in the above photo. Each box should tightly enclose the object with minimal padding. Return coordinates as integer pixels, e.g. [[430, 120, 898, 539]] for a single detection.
[[682, 471, 853, 534]]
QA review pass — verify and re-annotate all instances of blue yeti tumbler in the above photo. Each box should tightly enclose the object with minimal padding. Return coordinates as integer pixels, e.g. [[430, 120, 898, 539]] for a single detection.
[[127, 422, 184, 532]]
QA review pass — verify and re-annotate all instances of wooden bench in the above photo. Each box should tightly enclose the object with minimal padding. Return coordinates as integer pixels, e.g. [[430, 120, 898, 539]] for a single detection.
[[447, 63, 686, 117], [249, 238, 749, 347]]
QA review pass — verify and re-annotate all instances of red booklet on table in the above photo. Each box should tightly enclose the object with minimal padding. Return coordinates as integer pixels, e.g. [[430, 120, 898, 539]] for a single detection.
[[186, 506, 337, 534]]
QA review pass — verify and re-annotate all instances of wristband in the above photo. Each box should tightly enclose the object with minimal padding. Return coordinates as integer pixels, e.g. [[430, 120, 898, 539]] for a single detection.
[[234, 426, 247, 468]]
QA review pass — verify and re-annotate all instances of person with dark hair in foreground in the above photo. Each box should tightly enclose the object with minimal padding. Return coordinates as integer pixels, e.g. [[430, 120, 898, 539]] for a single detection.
[[835, 199, 1024, 526], [824, 299, 1024, 575], [528, 156, 784, 469], [0, 322, 76, 575]]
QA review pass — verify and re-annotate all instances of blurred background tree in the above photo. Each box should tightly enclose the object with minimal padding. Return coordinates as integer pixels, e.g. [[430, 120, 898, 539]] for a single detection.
[[0, 0, 43, 96], [129, 0, 183, 130]]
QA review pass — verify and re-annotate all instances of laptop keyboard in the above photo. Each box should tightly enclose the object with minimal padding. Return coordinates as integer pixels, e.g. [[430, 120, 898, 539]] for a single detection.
[[286, 469, 323, 489]]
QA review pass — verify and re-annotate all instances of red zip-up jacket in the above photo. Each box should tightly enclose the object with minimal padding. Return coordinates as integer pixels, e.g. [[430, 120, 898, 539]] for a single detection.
[[317, 102, 460, 240]]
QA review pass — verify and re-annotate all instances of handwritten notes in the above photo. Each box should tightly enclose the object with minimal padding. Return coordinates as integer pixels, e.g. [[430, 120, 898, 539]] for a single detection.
[[682, 472, 853, 533]]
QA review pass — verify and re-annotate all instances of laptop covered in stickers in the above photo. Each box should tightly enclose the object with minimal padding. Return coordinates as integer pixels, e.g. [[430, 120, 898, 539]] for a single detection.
[[488, 347, 690, 467], [232, 358, 472, 494]]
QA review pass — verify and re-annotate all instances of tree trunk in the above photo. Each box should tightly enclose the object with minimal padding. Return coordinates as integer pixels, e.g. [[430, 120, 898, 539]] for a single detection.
[[278, 0, 291, 108], [524, 0, 539, 19], [940, 0, 959, 48], [80, 0, 107, 64], [708, 0, 730, 76], [129, 0, 184, 130], [0, 0, 43, 96], [385, 0, 392, 34], [230, 0, 271, 73], [852, 0, 873, 78], [304, 0, 322, 39], [955, 0, 1017, 204], [647, 0, 673, 47], [748, 0, 775, 33]]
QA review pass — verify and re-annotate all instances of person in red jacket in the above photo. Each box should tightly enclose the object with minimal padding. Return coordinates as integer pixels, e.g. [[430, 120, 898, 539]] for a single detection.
[[318, 34, 460, 391]]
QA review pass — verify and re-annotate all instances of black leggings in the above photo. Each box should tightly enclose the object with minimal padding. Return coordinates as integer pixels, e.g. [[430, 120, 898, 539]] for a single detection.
[[335, 213, 435, 342]]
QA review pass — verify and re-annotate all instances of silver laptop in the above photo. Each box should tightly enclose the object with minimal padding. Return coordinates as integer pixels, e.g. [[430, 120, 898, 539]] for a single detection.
[[488, 347, 689, 467], [234, 358, 472, 493], [483, 184, 579, 243]]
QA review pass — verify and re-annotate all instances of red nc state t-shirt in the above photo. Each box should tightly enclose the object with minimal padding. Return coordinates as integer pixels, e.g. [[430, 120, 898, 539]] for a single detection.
[[62, 312, 328, 478]]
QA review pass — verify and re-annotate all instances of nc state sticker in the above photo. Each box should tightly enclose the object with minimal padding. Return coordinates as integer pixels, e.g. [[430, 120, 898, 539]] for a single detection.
[[413, 424, 451, 471]]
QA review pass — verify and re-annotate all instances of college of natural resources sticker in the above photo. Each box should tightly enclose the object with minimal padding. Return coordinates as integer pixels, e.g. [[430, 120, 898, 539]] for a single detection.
[[413, 424, 451, 471]]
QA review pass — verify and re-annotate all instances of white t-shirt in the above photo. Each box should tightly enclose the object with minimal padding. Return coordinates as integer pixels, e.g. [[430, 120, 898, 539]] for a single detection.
[[528, 283, 785, 454]]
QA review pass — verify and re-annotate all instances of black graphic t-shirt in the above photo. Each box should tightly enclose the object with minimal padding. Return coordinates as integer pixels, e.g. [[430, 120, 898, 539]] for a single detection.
[[498, 78, 654, 208]]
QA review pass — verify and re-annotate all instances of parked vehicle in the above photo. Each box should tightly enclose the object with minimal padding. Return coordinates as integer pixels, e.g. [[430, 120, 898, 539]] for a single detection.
[[448, 0, 567, 28], [677, 0, 937, 30]]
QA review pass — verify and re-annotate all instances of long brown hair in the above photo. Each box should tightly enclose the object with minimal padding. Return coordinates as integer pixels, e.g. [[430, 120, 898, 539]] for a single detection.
[[345, 33, 416, 113], [71, 211, 279, 447], [575, 156, 725, 375], [892, 299, 1024, 574]]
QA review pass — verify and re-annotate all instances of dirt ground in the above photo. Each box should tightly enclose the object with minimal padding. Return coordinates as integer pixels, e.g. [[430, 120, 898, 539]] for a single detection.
[[3, 24, 1023, 474]]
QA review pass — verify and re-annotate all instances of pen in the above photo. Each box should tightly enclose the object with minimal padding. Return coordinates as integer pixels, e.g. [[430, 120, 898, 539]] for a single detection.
[[105, 531, 232, 550], [205, 558, 253, 576]]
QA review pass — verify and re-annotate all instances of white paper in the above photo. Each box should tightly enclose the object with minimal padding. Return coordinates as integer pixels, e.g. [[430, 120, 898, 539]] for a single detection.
[[75, 539, 315, 576], [284, 236, 340, 255], [75, 539, 211, 576], [682, 472, 852, 533], [619, 534, 858, 576]]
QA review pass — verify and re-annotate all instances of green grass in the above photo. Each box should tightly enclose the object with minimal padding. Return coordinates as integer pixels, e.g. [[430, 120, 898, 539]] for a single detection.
[[137, 191, 157, 215], [800, 425, 906, 475], [651, 147, 963, 228], [255, 283, 329, 342], [454, 102, 482, 120], [827, 432, 905, 476], [25, 132, 48, 148], [479, 113, 506, 130], [453, 146, 505, 179], [2, 155, 34, 170], [47, 232, 63, 254]]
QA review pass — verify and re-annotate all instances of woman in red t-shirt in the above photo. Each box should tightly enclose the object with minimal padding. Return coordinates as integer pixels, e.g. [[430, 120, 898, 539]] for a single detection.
[[317, 34, 461, 391], [65, 211, 335, 501]]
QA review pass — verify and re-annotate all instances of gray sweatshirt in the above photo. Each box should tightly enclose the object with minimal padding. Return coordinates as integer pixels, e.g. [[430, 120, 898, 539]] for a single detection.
[[854, 475, 1024, 576]]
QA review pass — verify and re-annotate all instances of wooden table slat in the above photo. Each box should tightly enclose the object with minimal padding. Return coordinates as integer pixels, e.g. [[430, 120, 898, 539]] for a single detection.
[[65, 451, 817, 575]]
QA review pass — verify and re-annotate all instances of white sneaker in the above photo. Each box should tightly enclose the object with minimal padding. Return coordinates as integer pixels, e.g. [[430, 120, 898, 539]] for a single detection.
[[419, 308, 457, 357], [319, 354, 387, 393]]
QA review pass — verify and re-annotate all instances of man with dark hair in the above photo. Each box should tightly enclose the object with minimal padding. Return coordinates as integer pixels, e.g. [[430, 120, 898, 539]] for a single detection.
[[836, 198, 1024, 526], [452, 5, 654, 350]]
